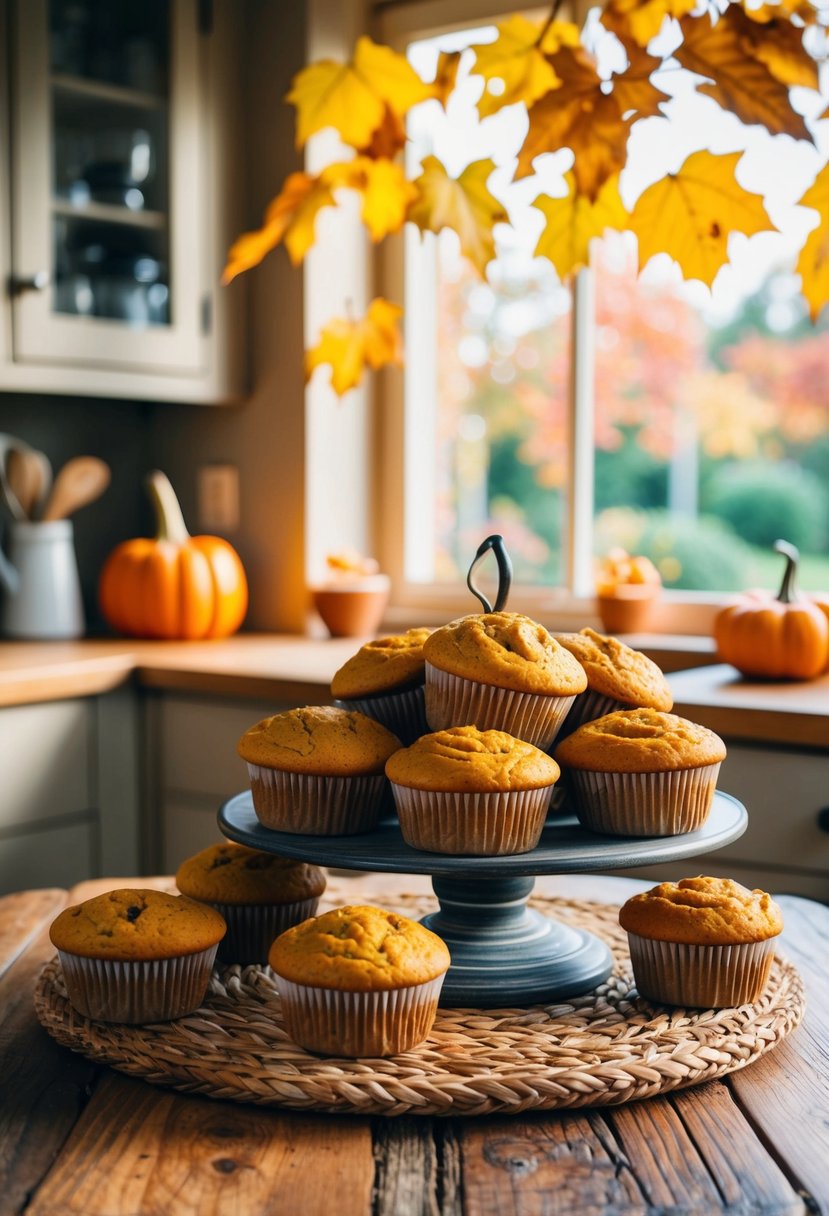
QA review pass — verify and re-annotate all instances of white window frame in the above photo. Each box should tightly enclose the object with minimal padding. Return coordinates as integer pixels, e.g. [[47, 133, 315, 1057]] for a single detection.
[[374, 0, 724, 636]]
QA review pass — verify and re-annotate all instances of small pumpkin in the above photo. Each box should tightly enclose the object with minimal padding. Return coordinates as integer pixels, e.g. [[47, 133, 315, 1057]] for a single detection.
[[99, 470, 248, 639], [714, 539, 829, 680]]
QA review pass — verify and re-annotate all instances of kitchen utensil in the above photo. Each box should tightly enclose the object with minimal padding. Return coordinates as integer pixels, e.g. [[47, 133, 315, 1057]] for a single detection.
[[41, 455, 111, 521], [0, 434, 31, 521], [5, 447, 51, 520], [0, 519, 84, 638]]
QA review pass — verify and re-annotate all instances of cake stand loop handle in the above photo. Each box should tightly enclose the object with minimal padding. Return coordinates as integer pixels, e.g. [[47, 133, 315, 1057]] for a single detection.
[[467, 534, 513, 613]]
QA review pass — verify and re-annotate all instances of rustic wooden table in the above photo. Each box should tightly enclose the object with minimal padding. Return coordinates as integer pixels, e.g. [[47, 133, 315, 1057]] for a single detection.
[[2, 872, 827, 1216]]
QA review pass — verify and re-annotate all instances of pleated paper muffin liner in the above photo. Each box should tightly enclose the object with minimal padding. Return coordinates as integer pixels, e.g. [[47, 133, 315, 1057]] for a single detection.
[[333, 685, 428, 747], [424, 663, 575, 750], [390, 783, 554, 855], [57, 945, 218, 1024], [556, 689, 627, 741], [626, 933, 778, 1008], [210, 898, 321, 965], [568, 762, 721, 837], [247, 764, 386, 835], [275, 974, 446, 1057]]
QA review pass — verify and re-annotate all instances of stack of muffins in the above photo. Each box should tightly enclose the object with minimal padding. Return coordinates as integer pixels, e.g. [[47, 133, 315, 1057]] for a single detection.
[[48, 611, 781, 1050]]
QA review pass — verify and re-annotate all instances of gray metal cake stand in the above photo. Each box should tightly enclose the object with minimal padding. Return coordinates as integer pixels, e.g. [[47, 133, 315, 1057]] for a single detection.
[[218, 790, 747, 1008]]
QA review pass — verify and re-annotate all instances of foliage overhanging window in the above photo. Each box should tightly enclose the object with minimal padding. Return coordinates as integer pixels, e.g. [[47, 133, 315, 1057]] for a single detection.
[[397, 12, 829, 601]]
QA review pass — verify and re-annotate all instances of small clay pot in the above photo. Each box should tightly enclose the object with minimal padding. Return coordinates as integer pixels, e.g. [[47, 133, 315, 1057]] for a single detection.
[[312, 580, 390, 638], [596, 587, 659, 634]]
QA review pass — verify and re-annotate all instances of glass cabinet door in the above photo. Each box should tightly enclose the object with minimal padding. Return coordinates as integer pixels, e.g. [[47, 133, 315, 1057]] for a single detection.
[[11, 0, 205, 373]]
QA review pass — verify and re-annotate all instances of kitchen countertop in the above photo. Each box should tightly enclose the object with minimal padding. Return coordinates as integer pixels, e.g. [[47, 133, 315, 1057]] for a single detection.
[[3, 871, 827, 1216], [0, 635, 827, 747]]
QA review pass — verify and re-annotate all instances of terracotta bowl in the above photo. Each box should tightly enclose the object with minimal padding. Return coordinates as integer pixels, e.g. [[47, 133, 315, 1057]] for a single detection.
[[596, 586, 659, 634], [312, 582, 390, 638]]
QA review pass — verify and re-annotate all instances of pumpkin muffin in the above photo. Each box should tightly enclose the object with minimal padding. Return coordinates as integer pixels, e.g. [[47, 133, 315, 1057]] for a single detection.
[[237, 705, 401, 835], [386, 725, 560, 855], [554, 708, 726, 837], [422, 612, 587, 749], [269, 904, 451, 1057], [331, 627, 432, 745], [553, 628, 673, 737], [50, 888, 226, 1023], [176, 842, 326, 965], [619, 876, 783, 1007]]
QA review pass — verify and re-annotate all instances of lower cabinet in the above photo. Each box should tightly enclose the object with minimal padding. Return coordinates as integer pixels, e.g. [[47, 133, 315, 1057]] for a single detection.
[[615, 743, 829, 900], [0, 688, 140, 894]]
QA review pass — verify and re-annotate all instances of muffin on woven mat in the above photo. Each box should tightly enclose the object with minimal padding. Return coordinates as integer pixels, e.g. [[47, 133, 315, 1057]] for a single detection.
[[49, 888, 226, 1024], [554, 708, 726, 837], [619, 876, 783, 1008], [553, 628, 673, 738], [237, 705, 401, 835], [422, 611, 587, 749], [176, 842, 326, 965], [269, 904, 451, 1057], [386, 725, 560, 855], [331, 627, 432, 745]]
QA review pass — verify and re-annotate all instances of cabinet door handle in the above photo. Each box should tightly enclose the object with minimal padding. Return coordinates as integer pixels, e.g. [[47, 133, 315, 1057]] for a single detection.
[[817, 808, 829, 833], [9, 271, 50, 295]]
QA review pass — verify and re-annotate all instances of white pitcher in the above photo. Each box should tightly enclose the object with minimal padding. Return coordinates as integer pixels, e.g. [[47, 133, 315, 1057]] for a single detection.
[[0, 520, 85, 639]]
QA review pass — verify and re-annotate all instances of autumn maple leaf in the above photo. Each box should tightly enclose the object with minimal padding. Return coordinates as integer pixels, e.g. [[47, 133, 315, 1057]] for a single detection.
[[795, 165, 829, 321], [728, 6, 819, 89], [326, 158, 417, 241], [469, 14, 578, 118], [600, 0, 697, 48], [407, 156, 508, 275], [305, 298, 403, 396], [533, 175, 630, 280], [675, 12, 814, 142], [432, 51, 463, 110], [286, 36, 433, 150], [630, 149, 776, 287], [611, 42, 670, 121], [222, 172, 336, 282]]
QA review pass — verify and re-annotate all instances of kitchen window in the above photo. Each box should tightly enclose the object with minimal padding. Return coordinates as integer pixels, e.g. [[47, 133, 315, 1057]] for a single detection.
[[375, 2, 829, 631]]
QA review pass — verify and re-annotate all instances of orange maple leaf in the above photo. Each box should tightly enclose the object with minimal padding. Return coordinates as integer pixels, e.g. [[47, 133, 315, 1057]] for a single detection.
[[740, 0, 819, 24], [432, 50, 463, 110], [630, 150, 775, 287], [356, 104, 407, 159], [729, 7, 819, 89], [286, 36, 433, 150], [305, 298, 403, 396], [222, 172, 336, 282], [407, 156, 508, 275], [795, 165, 829, 322], [516, 46, 631, 200], [600, 0, 697, 47], [533, 174, 630, 280], [611, 42, 670, 121], [675, 12, 814, 142]]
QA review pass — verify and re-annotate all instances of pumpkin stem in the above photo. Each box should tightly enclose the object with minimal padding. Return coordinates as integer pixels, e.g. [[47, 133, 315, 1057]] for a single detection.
[[146, 470, 190, 545], [774, 538, 800, 604]]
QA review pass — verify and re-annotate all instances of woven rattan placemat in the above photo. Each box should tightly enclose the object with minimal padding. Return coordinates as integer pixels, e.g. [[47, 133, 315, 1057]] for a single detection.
[[33, 893, 804, 1117]]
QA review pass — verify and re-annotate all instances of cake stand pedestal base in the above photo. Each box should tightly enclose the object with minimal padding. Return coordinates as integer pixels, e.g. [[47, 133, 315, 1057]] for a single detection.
[[423, 874, 613, 1006]]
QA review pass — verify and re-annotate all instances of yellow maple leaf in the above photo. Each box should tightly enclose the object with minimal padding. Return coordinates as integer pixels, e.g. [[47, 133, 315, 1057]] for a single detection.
[[741, 0, 819, 24], [630, 150, 775, 287], [795, 165, 829, 321], [470, 15, 577, 118], [326, 158, 418, 242], [516, 47, 631, 200], [356, 104, 406, 159], [222, 172, 335, 282], [286, 36, 433, 150], [730, 7, 819, 89], [533, 175, 629, 280], [600, 0, 697, 47], [432, 50, 462, 110], [407, 156, 508, 275], [611, 42, 670, 120], [305, 298, 403, 396], [676, 13, 814, 142]]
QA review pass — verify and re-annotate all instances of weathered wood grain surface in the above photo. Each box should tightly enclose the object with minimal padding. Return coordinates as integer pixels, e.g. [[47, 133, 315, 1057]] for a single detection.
[[1, 875, 825, 1216]]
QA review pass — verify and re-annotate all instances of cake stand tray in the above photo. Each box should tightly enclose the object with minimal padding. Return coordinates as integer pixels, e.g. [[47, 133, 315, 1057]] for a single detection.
[[218, 790, 747, 1007]]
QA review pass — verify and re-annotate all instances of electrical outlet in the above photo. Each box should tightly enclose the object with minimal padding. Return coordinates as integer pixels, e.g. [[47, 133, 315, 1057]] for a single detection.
[[198, 464, 240, 532]]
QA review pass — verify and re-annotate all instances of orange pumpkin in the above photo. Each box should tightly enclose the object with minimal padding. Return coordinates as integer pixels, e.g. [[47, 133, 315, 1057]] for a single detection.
[[813, 595, 829, 672], [98, 470, 248, 639], [714, 540, 829, 680]]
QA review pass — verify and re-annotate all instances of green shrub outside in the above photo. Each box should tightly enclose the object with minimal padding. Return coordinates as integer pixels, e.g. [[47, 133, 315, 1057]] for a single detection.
[[703, 461, 828, 553]]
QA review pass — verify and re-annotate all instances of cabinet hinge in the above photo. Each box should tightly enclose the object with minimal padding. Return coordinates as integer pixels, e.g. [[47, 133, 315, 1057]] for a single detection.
[[201, 293, 213, 335], [198, 0, 213, 35]]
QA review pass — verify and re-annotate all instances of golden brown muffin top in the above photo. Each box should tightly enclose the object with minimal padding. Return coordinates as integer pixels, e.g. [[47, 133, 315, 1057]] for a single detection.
[[237, 705, 401, 775], [269, 904, 451, 991], [618, 876, 783, 945], [554, 708, 726, 772], [423, 612, 587, 695], [553, 628, 673, 710], [331, 628, 433, 699], [176, 843, 326, 906], [50, 888, 226, 961], [386, 725, 560, 792]]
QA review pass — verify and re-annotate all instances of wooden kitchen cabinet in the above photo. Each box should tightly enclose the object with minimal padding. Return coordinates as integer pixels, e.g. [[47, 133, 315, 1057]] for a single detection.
[[0, 0, 245, 403], [0, 686, 141, 893]]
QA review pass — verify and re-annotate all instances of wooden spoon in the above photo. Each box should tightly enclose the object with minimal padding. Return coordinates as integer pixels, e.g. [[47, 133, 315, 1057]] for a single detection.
[[6, 447, 51, 520], [41, 456, 111, 521]]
